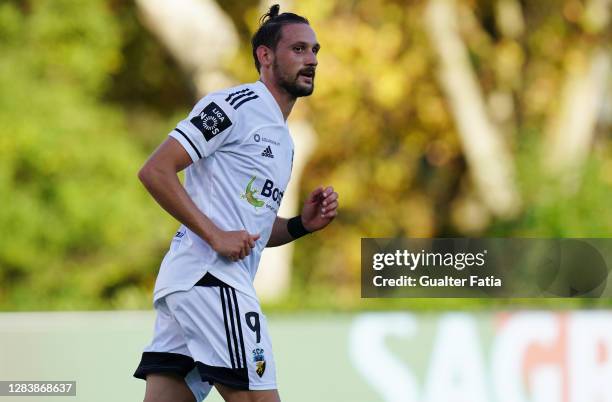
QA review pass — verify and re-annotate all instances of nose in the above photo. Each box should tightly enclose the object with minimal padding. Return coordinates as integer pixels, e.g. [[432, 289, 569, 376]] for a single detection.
[[306, 49, 318, 67]]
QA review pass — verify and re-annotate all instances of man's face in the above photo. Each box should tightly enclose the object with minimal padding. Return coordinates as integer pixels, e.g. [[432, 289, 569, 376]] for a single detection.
[[271, 23, 320, 98]]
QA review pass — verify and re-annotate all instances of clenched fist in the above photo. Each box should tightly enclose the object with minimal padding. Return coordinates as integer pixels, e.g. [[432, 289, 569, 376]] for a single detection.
[[211, 230, 260, 262]]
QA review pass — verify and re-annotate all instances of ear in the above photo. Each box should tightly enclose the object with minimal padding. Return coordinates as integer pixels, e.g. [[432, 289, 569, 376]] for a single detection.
[[256, 45, 274, 69]]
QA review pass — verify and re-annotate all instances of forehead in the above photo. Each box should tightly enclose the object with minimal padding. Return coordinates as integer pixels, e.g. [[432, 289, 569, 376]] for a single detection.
[[278, 23, 318, 45]]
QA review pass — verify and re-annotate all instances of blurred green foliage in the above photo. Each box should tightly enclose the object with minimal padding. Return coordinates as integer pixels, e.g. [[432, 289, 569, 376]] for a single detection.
[[0, 0, 186, 310], [0, 0, 611, 310]]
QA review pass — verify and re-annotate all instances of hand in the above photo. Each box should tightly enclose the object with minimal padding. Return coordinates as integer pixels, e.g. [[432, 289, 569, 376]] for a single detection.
[[301, 186, 339, 232], [211, 230, 260, 262]]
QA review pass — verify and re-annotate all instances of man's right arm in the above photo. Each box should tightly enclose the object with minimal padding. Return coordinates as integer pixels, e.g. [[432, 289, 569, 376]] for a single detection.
[[137, 137, 258, 261]]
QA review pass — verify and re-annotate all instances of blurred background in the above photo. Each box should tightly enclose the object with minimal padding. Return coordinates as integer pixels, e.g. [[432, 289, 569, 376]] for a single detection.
[[1, 0, 611, 311], [0, 0, 611, 400]]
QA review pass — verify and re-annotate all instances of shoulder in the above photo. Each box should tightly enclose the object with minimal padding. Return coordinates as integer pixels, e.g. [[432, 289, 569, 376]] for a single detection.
[[188, 83, 272, 139], [218, 84, 261, 112], [193, 83, 262, 116]]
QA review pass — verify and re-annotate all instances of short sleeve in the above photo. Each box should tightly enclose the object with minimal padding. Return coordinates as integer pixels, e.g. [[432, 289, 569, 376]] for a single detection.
[[169, 94, 237, 162]]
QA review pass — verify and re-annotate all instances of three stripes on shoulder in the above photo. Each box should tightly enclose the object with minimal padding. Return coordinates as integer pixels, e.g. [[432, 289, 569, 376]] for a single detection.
[[225, 88, 259, 110]]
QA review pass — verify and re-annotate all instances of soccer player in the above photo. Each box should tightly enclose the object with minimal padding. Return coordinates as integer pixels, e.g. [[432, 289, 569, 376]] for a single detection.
[[133, 5, 338, 402]]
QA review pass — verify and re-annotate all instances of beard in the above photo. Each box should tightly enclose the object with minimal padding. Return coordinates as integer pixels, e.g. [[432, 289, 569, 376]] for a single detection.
[[273, 60, 315, 98]]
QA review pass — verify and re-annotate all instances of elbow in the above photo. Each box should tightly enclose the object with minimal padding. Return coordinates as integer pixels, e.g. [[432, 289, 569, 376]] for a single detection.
[[138, 162, 155, 188], [138, 161, 174, 191], [138, 156, 178, 190]]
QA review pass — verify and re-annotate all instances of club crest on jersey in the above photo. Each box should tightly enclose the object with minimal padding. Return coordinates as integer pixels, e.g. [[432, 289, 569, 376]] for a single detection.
[[190, 102, 232, 141], [252, 348, 266, 377]]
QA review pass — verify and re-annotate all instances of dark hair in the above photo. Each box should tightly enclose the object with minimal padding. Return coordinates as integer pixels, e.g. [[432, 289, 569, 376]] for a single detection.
[[251, 4, 309, 72]]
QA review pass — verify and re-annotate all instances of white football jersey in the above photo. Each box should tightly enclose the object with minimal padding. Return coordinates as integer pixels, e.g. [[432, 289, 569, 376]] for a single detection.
[[153, 81, 294, 301]]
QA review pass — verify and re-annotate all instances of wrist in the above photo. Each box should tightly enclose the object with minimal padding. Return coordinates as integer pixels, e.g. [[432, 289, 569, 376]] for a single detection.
[[200, 221, 221, 249], [287, 215, 311, 239]]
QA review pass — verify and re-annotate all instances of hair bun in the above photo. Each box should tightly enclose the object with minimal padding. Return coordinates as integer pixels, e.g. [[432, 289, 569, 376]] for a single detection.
[[259, 4, 280, 25], [268, 4, 280, 19]]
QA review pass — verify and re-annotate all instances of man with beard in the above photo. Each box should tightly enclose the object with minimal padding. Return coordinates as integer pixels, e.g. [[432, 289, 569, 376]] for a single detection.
[[133, 5, 338, 402]]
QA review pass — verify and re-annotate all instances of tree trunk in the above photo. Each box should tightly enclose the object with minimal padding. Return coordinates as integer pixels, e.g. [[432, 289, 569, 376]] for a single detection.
[[543, 0, 611, 185], [425, 0, 521, 219]]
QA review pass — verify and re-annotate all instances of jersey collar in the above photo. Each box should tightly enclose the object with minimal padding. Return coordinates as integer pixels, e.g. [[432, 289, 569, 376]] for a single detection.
[[253, 80, 286, 125]]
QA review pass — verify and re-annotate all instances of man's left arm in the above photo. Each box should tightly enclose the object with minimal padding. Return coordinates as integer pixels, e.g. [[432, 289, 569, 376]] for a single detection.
[[266, 186, 339, 247]]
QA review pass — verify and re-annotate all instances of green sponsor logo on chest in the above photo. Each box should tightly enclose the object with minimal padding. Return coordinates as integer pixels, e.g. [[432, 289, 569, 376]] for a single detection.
[[241, 176, 265, 208]]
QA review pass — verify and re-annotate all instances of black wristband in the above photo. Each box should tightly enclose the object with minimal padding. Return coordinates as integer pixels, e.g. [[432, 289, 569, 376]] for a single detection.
[[287, 215, 311, 239]]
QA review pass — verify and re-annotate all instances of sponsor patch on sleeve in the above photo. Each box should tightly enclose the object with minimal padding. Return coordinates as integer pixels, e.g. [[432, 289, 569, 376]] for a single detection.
[[190, 102, 233, 141]]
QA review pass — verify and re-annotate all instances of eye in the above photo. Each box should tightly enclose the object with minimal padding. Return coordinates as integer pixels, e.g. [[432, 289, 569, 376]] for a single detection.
[[293, 46, 304, 53]]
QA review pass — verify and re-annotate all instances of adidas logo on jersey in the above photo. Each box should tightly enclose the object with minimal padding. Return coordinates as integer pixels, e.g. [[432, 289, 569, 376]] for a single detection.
[[261, 146, 274, 158]]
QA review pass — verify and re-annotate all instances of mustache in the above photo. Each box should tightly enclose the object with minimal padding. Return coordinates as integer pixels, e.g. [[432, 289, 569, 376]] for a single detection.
[[297, 67, 316, 78]]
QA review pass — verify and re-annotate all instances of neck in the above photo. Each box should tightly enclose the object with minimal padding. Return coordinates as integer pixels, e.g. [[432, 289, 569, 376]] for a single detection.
[[259, 77, 296, 121]]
